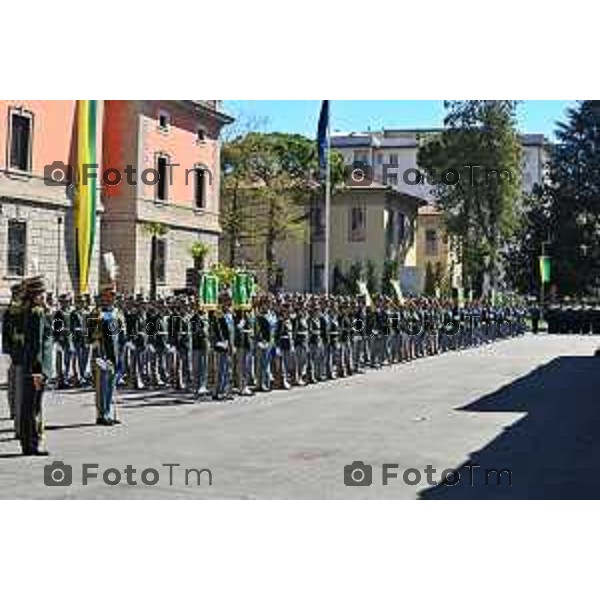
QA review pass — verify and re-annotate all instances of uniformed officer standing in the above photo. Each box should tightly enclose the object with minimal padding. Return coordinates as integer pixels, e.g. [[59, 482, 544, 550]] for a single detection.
[[190, 305, 211, 397], [212, 293, 235, 400], [3, 282, 25, 435], [293, 299, 309, 385], [93, 285, 122, 426], [255, 298, 277, 391], [234, 307, 255, 396], [20, 276, 53, 455]]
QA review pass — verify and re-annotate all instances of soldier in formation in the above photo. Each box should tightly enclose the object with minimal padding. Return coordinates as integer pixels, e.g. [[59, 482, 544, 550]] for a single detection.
[[1, 279, 530, 453]]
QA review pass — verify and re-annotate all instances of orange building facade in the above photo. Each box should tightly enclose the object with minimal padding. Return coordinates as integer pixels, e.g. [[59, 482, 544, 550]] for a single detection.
[[0, 100, 232, 303], [0, 100, 102, 304]]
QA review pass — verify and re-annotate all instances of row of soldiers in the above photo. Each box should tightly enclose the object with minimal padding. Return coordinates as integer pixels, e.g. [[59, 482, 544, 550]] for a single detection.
[[545, 302, 600, 335], [2, 278, 529, 455]]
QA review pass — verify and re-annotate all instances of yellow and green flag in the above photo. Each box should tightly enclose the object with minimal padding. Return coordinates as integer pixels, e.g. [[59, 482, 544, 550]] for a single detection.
[[75, 100, 98, 294]]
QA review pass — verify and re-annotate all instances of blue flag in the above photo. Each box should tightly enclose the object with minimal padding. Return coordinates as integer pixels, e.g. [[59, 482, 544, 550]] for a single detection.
[[317, 100, 329, 179]]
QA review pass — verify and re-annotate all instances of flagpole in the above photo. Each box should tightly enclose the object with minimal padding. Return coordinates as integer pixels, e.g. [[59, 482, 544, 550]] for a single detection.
[[324, 117, 331, 295]]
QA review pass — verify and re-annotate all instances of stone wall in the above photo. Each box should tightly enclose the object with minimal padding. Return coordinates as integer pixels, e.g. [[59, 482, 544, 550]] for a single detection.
[[134, 223, 218, 295], [0, 197, 100, 304]]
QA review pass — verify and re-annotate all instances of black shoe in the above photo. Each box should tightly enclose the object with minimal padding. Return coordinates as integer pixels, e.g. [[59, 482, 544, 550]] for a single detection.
[[33, 450, 50, 456], [111, 418, 122, 425]]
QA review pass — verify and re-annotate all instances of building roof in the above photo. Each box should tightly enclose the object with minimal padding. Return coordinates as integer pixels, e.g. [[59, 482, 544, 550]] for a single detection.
[[342, 182, 428, 206], [331, 129, 549, 149]]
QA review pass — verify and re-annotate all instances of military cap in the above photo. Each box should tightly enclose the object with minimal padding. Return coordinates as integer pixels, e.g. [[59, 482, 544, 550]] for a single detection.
[[24, 275, 46, 295]]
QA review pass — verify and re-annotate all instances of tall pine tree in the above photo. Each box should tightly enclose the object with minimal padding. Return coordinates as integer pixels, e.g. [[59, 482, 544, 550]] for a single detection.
[[546, 101, 600, 294]]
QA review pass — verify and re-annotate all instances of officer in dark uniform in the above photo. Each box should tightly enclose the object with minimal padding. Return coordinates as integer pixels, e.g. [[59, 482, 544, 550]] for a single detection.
[[20, 276, 53, 455], [93, 285, 122, 426], [190, 305, 211, 397], [3, 282, 25, 435], [212, 292, 236, 400], [234, 306, 255, 396], [293, 299, 309, 385]]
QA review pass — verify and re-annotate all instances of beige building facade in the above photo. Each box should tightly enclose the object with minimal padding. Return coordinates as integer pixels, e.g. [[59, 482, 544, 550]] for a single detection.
[[331, 129, 549, 294], [273, 184, 422, 293]]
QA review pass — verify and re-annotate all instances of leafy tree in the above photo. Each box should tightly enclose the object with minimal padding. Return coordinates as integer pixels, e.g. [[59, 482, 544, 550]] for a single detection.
[[366, 260, 378, 295], [502, 185, 552, 295], [418, 101, 523, 295], [221, 131, 345, 291], [381, 258, 399, 297], [346, 260, 364, 294]]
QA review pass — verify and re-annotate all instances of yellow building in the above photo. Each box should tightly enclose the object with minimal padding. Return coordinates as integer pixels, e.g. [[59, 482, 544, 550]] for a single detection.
[[416, 205, 460, 294], [274, 182, 423, 293]]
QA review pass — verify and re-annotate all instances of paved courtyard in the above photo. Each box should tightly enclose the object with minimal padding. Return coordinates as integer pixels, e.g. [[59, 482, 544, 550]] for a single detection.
[[1, 334, 599, 499]]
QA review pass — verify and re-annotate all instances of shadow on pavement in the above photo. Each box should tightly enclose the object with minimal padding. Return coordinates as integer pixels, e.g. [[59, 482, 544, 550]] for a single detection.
[[420, 356, 600, 499], [45, 423, 99, 431]]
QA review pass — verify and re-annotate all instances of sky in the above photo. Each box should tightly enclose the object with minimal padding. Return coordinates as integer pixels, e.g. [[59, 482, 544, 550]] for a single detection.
[[223, 100, 577, 140]]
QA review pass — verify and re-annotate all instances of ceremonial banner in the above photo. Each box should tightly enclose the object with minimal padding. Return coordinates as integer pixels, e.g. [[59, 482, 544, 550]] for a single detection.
[[199, 273, 219, 308], [233, 272, 253, 308], [539, 255, 551, 284], [75, 100, 98, 294]]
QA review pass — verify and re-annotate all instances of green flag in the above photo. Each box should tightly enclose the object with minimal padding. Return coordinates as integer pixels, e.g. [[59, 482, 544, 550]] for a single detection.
[[199, 273, 219, 307], [539, 256, 551, 284], [233, 272, 253, 308]]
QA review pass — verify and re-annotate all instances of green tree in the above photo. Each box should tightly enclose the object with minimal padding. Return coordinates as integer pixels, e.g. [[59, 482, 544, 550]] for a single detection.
[[544, 101, 600, 294], [366, 260, 378, 295], [346, 261, 364, 295], [221, 131, 345, 291], [418, 101, 523, 295], [502, 185, 552, 296]]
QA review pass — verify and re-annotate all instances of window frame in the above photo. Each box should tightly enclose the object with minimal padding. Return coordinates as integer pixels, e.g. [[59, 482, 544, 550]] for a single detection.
[[7, 219, 27, 277], [425, 228, 439, 256], [155, 237, 167, 285], [348, 205, 366, 242], [158, 109, 171, 132], [7, 107, 34, 174], [193, 164, 207, 210], [155, 153, 170, 202], [312, 205, 325, 241], [196, 127, 207, 144]]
